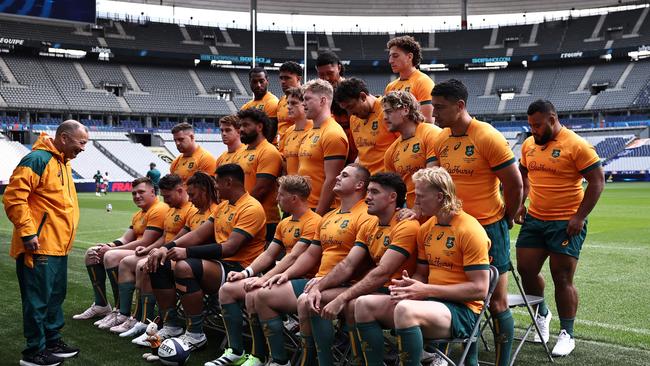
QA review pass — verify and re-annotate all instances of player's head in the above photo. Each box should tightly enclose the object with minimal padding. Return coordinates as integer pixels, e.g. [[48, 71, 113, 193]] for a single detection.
[[55, 120, 88, 161], [366, 172, 407, 215], [279, 61, 303, 93], [334, 163, 370, 197], [316, 51, 344, 86], [149, 163, 156, 169], [158, 174, 186, 208], [215, 163, 245, 200], [171, 122, 196, 154], [286, 86, 306, 122], [387, 36, 422, 72], [219, 115, 241, 147], [382, 91, 423, 132], [413, 167, 462, 217], [334, 77, 373, 119], [302, 79, 334, 120], [237, 108, 270, 144], [277, 175, 311, 214], [187, 171, 219, 209], [249, 66, 269, 99], [431, 79, 468, 128], [131, 177, 157, 209], [527, 99, 559, 145]]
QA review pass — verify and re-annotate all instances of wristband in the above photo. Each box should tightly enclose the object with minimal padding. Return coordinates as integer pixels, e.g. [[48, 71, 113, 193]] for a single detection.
[[112, 240, 124, 247], [163, 241, 177, 250], [244, 267, 254, 278]]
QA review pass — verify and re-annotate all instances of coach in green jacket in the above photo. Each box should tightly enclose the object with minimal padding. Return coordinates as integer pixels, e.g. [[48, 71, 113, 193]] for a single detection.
[[3, 120, 88, 366]]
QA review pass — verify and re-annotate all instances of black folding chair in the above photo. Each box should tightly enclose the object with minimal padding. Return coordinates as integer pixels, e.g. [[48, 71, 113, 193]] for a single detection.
[[426, 265, 500, 366]]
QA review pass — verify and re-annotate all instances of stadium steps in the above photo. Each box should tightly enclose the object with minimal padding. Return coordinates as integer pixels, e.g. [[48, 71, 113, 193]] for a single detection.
[[615, 63, 635, 90], [0, 56, 19, 85], [189, 70, 208, 95], [229, 71, 248, 95], [92, 140, 140, 179], [625, 6, 649, 37], [576, 66, 595, 92], [116, 96, 132, 113], [585, 14, 607, 42], [120, 65, 143, 93], [73, 62, 98, 90]]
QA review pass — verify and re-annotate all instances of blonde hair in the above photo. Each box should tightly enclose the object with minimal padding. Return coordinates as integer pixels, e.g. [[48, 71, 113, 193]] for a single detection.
[[382, 91, 424, 123], [219, 114, 241, 129], [278, 175, 312, 200], [303, 78, 334, 101], [412, 167, 462, 214]]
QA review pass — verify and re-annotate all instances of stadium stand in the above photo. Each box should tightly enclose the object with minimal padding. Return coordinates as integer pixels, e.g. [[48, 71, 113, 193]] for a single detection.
[[0, 138, 30, 183], [96, 140, 170, 176]]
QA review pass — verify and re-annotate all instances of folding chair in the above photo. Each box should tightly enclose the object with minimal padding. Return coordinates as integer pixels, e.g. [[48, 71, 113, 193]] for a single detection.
[[426, 265, 500, 366], [480, 264, 554, 366]]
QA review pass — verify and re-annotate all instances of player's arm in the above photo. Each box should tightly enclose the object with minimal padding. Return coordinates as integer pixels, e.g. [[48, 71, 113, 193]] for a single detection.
[[314, 245, 368, 292], [242, 242, 284, 275], [333, 248, 408, 303], [515, 162, 530, 224], [172, 226, 190, 241], [115, 228, 163, 250], [260, 240, 311, 280], [173, 219, 214, 247], [316, 158, 346, 215], [283, 243, 322, 279], [568, 164, 605, 236], [182, 229, 249, 259], [411, 262, 428, 283], [2, 165, 40, 244], [251, 175, 277, 202], [391, 268, 489, 302], [494, 162, 523, 229]]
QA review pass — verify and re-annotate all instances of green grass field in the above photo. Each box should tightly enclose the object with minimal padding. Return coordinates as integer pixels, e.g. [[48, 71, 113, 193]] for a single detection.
[[1, 183, 650, 365]]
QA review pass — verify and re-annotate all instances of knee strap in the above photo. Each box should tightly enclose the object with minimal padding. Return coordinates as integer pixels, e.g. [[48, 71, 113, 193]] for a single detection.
[[184, 258, 204, 282], [150, 261, 175, 290], [175, 276, 201, 295]]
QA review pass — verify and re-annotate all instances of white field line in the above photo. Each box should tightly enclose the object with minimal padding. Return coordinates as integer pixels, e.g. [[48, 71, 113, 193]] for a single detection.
[[512, 308, 650, 336]]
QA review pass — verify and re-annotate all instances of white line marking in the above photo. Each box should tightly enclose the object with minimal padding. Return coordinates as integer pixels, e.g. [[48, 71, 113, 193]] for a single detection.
[[512, 308, 650, 335]]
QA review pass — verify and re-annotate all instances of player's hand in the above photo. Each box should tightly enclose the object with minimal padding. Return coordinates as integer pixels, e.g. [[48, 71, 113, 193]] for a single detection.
[[243, 277, 263, 292], [389, 270, 428, 301], [228, 271, 246, 282], [514, 205, 527, 225], [306, 288, 322, 314], [303, 277, 321, 293], [321, 297, 345, 320], [89, 244, 111, 264], [167, 247, 187, 261], [397, 208, 418, 221], [135, 246, 149, 256], [264, 273, 288, 288], [23, 237, 40, 251], [566, 215, 586, 236], [147, 247, 168, 272]]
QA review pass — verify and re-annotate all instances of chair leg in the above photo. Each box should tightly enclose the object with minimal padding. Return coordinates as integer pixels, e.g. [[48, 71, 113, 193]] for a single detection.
[[510, 267, 554, 363]]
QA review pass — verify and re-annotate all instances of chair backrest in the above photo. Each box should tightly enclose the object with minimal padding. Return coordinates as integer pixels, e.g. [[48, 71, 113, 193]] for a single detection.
[[483, 265, 500, 310]]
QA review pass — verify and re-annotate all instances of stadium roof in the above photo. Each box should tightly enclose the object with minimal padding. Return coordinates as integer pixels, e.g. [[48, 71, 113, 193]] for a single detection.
[[130, 0, 640, 16]]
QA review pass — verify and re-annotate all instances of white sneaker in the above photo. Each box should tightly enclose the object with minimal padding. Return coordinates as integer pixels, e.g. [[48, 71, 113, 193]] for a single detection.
[[177, 331, 207, 351], [110, 316, 137, 333], [421, 349, 448, 366], [72, 303, 111, 320], [132, 325, 183, 346], [533, 310, 552, 343], [551, 330, 575, 357], [98, 313, 128, 330], [241, 355, 264, 366], [267, 361, 291, 366], [204, 348, 247, 366], [94, 310, 117, 327], [120, 321, 147, 337]]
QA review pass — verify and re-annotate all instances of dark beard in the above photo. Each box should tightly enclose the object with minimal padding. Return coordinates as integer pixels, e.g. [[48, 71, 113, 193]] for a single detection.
[[533, 129, 553, 145], [240, 132, 258, 144]]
